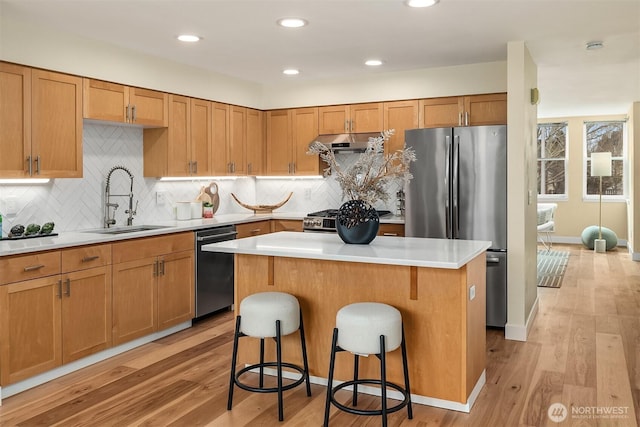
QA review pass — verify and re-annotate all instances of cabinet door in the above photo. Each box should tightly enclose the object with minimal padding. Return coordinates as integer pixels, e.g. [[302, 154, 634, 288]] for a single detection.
[[292, 107, 321, 175], [266, 109, 291, 175], [0, 276, 62, 385], [112, 257, 156, 345], [128, 87, 168, 127], [318, 105, 348, 134], [246, 108, 264, 175], [82, 79, 128, 123], [61, 266, 112, 363], [464, 93, 507, 126], [31, 69, 83, 178], [350, 103, 383, 133], [157, 250, 194, 330], [378, 223, 405, 237], [212, 102, 230, 175], [167, 95, 191, 176], [229, 106, 247, 175], [419, 96, 463, 128], [191, 98, 212, 176], [0, 62, 31, 177], [383, 100, 419, 155]]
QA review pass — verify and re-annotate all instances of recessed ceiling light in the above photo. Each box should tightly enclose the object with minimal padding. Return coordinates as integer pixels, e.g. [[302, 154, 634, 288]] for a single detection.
[[277, 18, 308, 28], [365, 59, 383, 66], [586, 41, 604, 51], [177, 34, 200, 42], [283, 69, 300, 75], [405, 0, 440, 7], [405, 0, 439, 7]]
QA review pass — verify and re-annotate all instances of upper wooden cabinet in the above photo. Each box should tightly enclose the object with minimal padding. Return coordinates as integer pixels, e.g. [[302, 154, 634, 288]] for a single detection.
[[0, 63, 83, 178], [383, 100, 419, 155], [246, 108, 265, 175], [266, 108, 323, 175], [143, 95, 213, 177], [228, 105, 247, 175], [318, 103, 383, 134], [419, 93, 506, 128], [212, 102, 230, 175], [83, 78, 168, 127]]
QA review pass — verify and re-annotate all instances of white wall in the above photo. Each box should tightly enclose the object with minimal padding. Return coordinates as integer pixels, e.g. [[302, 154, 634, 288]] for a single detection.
[[505, 41, 539, 341]]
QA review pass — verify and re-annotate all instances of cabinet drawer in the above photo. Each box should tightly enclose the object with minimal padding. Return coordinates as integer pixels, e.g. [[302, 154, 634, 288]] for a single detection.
[[61, 244, 112, 272], [112, 232, 194, 264], [236, 221, 271, 239], [378, 224, 405, 237], [0, 251, 61, 285], [271, 219, 303, 233]]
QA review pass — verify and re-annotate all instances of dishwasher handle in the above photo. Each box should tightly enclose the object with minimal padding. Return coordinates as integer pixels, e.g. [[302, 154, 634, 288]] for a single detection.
[[196, 231, 238, 242]]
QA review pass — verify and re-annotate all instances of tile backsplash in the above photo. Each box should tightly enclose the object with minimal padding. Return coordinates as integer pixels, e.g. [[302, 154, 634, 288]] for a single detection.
[[0, 123, 400, 234]]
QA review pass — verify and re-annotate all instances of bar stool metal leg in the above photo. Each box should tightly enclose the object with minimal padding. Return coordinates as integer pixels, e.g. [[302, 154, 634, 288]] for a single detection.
[[259, 338, 265, 388], [324, 328, 339, 427], [352, 355, 359, 406], [401, 326, 413, 419], [299, 309, 312, 397], [275, 320, 284, 421], [227, 315, 242, 410], [380, 334, 388, 427]]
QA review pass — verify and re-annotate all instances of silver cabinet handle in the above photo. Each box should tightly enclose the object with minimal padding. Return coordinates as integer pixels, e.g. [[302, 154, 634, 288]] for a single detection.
[[64, 278, 71, 297], [247, 163, 252, 175], [350, 119, 354, 132], [125, 105, 130, 122], [465, 111, 469, 126], [81, 255, 99, 263], [193, 161, 197, 174], [35, 155, 40, 175], [24, 264, 45, 272], [57, 280, 62, 299], [153, 260, 158, 277], [159, 259, 165, 276], [26, 155, 32, 176], [458, 112, 463, 126], [131, 105, 137, 122], [383, 233, 398, 236], [292, 163, 296, 174]]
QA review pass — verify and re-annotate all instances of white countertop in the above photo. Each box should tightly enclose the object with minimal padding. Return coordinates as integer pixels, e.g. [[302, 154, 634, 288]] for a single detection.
[[0, 213, 404, 257], [202, 231, 491, 269]]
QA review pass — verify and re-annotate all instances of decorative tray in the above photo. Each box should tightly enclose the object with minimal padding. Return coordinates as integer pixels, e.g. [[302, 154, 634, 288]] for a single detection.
[[0, 233, 59, 241]]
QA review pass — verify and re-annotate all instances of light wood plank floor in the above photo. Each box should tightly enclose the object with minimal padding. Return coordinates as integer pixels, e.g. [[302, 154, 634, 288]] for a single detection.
[[0, 244, 638, 426]]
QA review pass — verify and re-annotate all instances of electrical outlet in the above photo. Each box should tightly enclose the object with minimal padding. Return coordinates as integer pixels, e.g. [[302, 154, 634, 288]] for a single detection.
[[469, 285, 476, 301], [156, 192, 166, 205]]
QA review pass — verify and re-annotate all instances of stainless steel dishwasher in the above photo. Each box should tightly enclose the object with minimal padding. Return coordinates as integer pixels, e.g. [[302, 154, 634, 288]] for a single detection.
[[195, 225, 237, 318]]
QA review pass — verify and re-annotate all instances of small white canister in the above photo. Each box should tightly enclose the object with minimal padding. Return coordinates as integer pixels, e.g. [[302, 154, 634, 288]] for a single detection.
[[176, 202, 191, 220], [190, 201, 202, 219]]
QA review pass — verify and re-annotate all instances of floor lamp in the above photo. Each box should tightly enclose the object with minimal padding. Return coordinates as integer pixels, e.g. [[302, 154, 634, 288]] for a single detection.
[[591, 152, 611, 253]]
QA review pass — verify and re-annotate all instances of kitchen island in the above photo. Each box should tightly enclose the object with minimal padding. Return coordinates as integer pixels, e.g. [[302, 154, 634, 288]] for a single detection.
[[202, 231, 491, 412]]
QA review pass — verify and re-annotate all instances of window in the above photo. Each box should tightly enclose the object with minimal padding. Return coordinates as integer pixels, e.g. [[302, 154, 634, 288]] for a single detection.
[[584, 121, 626, 198], [537, 122, 567, 197]]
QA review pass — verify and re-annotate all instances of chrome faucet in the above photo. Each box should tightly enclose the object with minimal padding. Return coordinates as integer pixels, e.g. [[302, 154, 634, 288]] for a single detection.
[[104, 166, 137, 228]]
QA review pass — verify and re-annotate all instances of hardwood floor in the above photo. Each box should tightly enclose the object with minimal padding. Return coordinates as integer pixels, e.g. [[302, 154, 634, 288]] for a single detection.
[[0, 244, 638, 426]]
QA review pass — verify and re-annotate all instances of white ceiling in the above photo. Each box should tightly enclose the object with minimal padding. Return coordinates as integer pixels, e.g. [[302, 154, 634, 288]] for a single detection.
[[2, 0, 639, 118]]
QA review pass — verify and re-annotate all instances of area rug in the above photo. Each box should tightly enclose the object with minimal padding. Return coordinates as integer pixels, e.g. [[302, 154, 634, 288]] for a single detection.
[[537, 249, 569, 288]]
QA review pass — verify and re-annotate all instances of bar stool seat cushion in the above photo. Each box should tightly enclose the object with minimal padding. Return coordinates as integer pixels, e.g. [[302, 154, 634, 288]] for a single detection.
[[239, 292, 300, 338], [336, 302, 402, 355]]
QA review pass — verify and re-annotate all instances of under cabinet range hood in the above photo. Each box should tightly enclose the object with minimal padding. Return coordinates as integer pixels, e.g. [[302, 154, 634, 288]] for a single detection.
[[310, 132, 381, 152]]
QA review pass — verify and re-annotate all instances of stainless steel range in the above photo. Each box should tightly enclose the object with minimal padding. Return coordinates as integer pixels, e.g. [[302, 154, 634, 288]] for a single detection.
[[303, 209, 392, 232]]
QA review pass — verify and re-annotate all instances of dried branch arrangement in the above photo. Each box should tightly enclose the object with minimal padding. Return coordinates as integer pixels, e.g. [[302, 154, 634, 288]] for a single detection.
[[307, 129, 416, 205]]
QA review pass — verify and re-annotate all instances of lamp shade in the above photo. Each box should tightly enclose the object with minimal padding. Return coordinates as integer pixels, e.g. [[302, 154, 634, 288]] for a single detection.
[[591, 152, 612, 177]]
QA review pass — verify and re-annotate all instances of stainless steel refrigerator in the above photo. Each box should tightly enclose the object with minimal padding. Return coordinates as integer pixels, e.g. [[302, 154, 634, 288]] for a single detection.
[[405, 126, 507, 327]]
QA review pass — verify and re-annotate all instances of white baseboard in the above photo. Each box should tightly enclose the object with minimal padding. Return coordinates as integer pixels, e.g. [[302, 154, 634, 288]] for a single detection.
[[549, 235, 628, 248], [505, 296, 539, 342], [249, 367, 486, 413], [0, 321, 192, 404]]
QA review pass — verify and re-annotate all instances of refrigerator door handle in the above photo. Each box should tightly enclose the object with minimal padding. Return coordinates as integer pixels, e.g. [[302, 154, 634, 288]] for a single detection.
[[452, 135, 460, 239], [444, 135, 451, 238]]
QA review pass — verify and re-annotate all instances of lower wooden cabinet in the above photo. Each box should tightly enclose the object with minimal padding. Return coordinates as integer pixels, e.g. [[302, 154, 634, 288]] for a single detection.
[[378, 223, 405, 237], [0, 246, 111, 385], [236, 220, 271, 238], [271, 219, 303, 232], [111, 233, 194, 346]]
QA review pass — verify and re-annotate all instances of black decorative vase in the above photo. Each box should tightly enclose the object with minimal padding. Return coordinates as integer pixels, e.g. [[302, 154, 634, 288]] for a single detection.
[[336, 200, 380, 244]]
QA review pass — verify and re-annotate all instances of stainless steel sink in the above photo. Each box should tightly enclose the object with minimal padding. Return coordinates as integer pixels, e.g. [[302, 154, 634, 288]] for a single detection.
[[84, 225, 172, 235]]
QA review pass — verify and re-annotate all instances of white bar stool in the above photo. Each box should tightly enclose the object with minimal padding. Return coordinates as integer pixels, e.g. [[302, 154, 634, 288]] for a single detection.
[[323, 302, 412, 427], [227, 291, 311, 422]]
